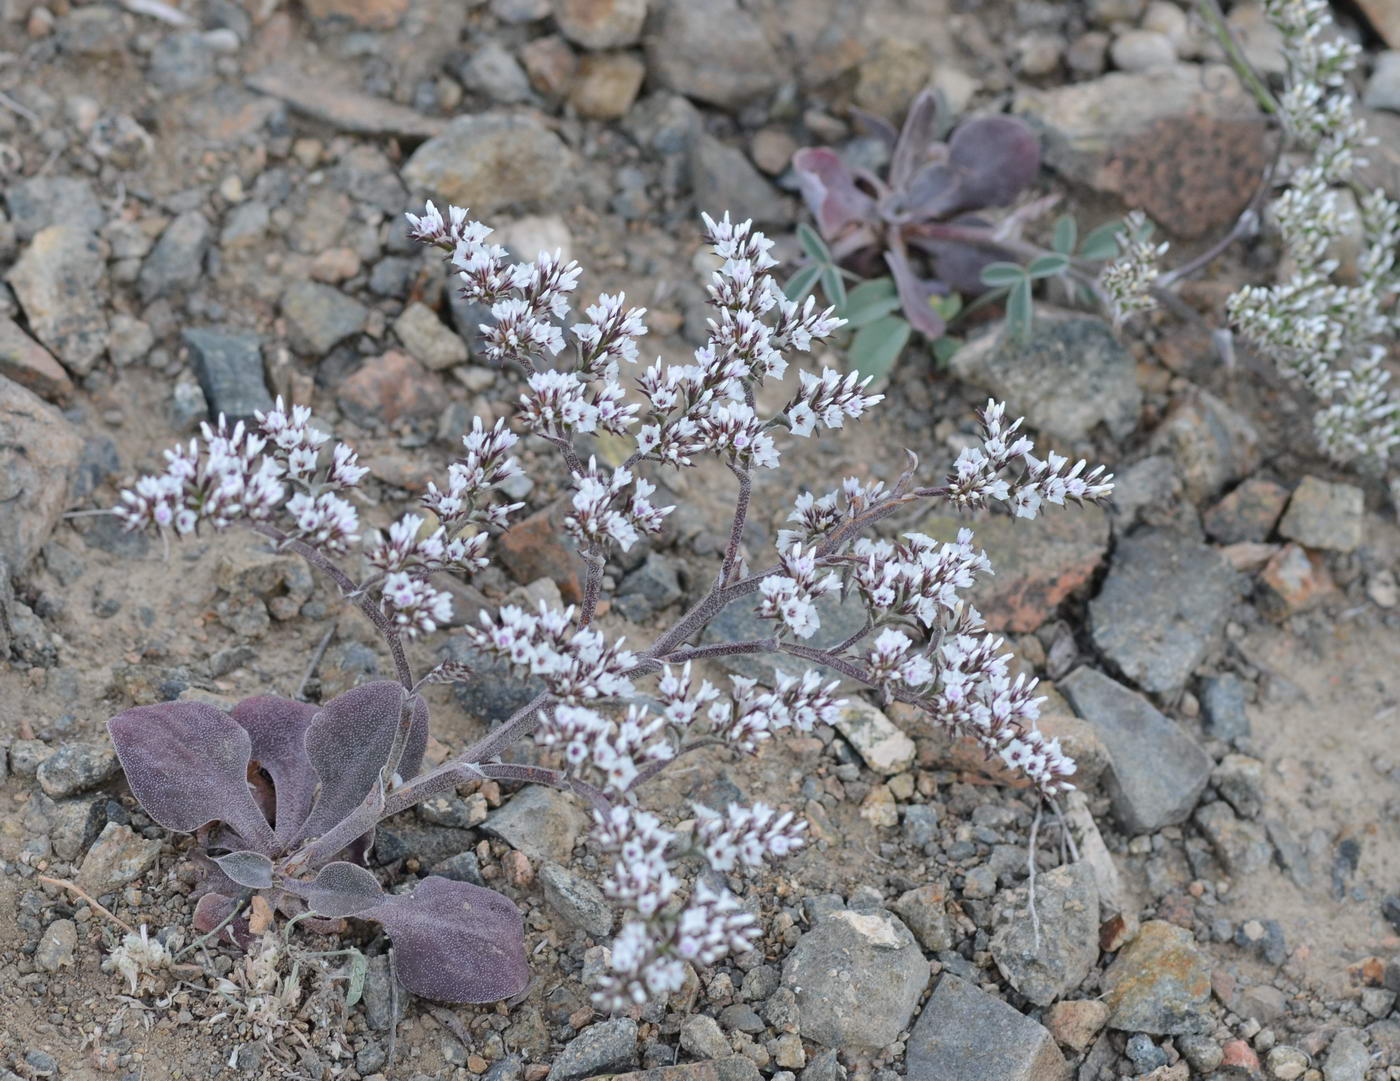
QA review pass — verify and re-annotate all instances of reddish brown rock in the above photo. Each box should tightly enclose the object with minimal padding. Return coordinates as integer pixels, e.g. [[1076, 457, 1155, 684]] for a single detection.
[[495, 502, 583, 604], [522, 35, 579, 98], [336, 351, 443, 426], [0, 316, 74, 403], [568, 52, 645, 119], [922, 505, 1110, 632], [1221, 1038, 1261, 1075], [1355, 0, 1400, 47], [302, 0, 407, 29], [1257, 543, 1333, 619]]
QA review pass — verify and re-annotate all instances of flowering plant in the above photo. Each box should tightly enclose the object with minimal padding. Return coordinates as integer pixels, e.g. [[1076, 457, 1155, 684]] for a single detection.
[[109, 202, 1110, 1009]]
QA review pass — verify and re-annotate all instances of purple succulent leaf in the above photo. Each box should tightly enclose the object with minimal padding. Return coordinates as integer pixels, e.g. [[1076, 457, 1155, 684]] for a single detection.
[[910, 215, 1002, 295], [848, 105, 900, 149], [884, 245, 947, 339], [942, 115, 1040, 213], [890, 88, 944, 190], [108, 702, 276, 854], [792, 147, 878, 239], [193, 891, 255, 950], [890, 161, 962, 222], [365, 876, 530, 1003], [190, 850, 244, 900], [300, 861, 387, 918], [231, 695, 320, 848], [213, 850, 275, 890], [295, 682, 429, 848]]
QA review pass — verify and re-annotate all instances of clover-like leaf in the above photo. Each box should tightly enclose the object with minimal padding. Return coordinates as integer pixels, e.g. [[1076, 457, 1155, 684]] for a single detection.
[[365, 876, 530, 1003], [792, 147, 878, 239], [231, 694, 320, 847], [296, 682, 429, 847], [303, 861, 387, 918], [109, 702, 276, 854], [213, 850, 275, 890]]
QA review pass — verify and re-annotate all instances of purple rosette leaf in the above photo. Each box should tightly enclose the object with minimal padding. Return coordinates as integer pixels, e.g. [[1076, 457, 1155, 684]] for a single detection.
[[108, 702, 276, 854], [303, 861, 387, 918], [942, 115, 1041, 215], [231, 694, 320, 847], [912, 214, 1003, 295], [213, 850, 275, 890], [885, 246, 947, 338], [792, 148, 877, 239], [889, 88, 944, 190], [366, 876, 529, 1003], [193, 892, 255, 950], [296, 682, 429, 847]]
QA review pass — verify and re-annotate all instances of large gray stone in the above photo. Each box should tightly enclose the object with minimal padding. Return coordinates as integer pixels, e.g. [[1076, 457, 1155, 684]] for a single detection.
[[0, 377, 83, 570], [1059, 667, 1211, 834], [700, 587, 868, 689], [690, 134, 793, 226], [547, 1018, 638, 1081], [5, 177, 105, 242], [645, 0, 781, 109], [483, 785, 589, 864], [1089, 528, 1241, 696], [782, 908, 930, 1050], [990, 862, 1100, 1006], [905, 974, 1068, 1081], [949, 314, 1141, 443], [7, 226, 109, 375], [539, 862, 613, 938], [139, 210, 211, 302], [401, 113, 576, 215], [280, 281, 368, 356], [183, 328, 273, 419], [78, 823, 162, 894]]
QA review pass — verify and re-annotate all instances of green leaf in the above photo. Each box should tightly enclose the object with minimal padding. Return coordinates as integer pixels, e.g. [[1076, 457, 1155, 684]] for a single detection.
[[980, 261, 1027, 288], [784, 264, 822, 302], [1079, 221, 1124, 262], [849, 316, 912, 382], [1006, 277, 1033, 343], [344, 949, 368, 1009], [931, 335, 962, 366], [1052, 215, 1077, 255], [796, 223, 831, 265], [821, 263, 847, 310], [841, 278, 902, 328], [930, 292, 963, 321], [1026, 253, 1069, 280]]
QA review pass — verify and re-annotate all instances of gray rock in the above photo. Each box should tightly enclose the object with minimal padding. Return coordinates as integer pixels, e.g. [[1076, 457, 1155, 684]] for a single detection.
[[34, 918, 77, 972], [147, 32, 217, 93], [1200, 673, 1251, 743], [719, 1003, 764, 1033], [78, 823, 162, 894], [441, 638, 546, 724], [183, 328, 272, 419], [1323, 1030, 1369, 1081], [539, 863, 613, 938], [394, 302, 468, 371], [1364, 51, 1400, 112], [906, 974, 1068, 1081], [691, 134, 793, 226], [680, 1014, 732, 1060], [1147, 389, 1261, 501], [1089, 529, 1241, 696], [1177, 1034, 1224, 1073], [893, 883, 953, 952], [1240, 983, 1287, 1023], [332, 145, 409, 216], [429, 849, 484, 885], [1102, 920, 1213, 1035], [221, 201, 270, 248], [1059, 667, 1211, 834], [7, 225, 109, 375], [902, 804, 941, 850], [645, 0, 780, 109], [546, 1018, 638, 1081], [1194, 800, 1270, 875], [47, 798, 105, 861], [58, 5, 131, 55], [363, 953, 410, 1031], [402, 113, 576, 216], [801, 1050, 845, 1081], [280, 281, 368, 355], [949, 315, 1141, 443], [0, 378, 83, 570], [1278, 476, 1365, 552], [139, 211, 211, 302], [1203, 477, 1290, 544], [35, 744, 119, 799], [832, 699, 917, 776], [1111, 455, 1179, 527], [990, 862, 1100, 1006], [5, 177, 104, 243], [1212, 754, 1266, 820], [483, 785, 589, 864], [782, 908, 930, 1050], [456, 42, 535, 105], [10, 739, 50, 778], [556, 0, 647, 48]]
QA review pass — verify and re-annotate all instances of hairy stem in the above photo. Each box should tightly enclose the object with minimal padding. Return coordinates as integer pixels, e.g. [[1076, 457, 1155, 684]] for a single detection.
[[717, 463, 753, 589]]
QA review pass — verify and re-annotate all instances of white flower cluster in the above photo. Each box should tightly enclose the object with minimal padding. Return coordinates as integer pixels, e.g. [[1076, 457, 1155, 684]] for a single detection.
[[538, 703, 673, 792], [382, 571, 454, 636], [708, 670, 843, 753], [421, 416, 525, 533], [1098, 211, 1168, 327], [466, 603, 637, 702], [848, 528, 992, 629], [1226, 0, 1400, 464], [693, 801, 806, 872], [757, 543, 842, 639], [565, 460, 671, 553], [785, 368, 884, 437], [114, 405, 363, 553], [946, 401, 1113, 517], [865, 627, 935, 690]]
